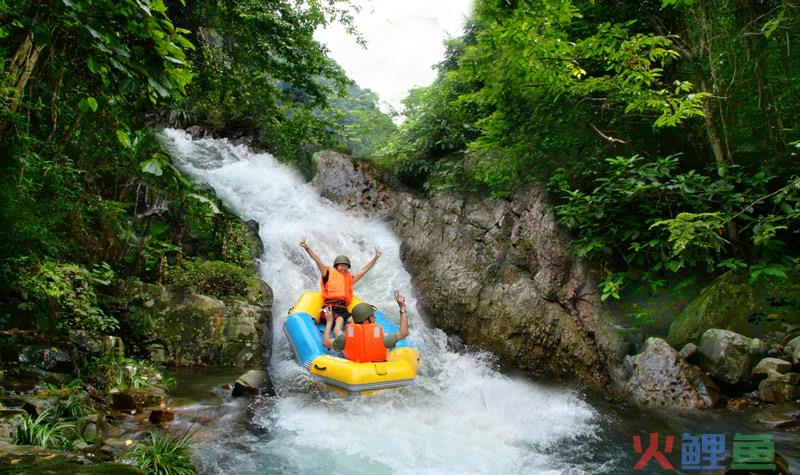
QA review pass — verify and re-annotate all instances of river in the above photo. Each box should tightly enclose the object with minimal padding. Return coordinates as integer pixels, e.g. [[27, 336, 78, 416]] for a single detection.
[[160, 129, 799, 475]]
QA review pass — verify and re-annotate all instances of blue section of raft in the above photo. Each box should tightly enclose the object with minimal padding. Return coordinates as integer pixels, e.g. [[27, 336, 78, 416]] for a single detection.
[[284, 310, 413, 367]]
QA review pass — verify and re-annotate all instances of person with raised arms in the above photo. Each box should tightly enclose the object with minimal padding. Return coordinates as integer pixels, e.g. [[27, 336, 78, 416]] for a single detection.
[[299, 237, 381, 326]]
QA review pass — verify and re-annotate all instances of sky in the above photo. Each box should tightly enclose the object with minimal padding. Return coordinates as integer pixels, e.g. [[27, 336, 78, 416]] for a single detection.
[[315, 0, 474, 114]]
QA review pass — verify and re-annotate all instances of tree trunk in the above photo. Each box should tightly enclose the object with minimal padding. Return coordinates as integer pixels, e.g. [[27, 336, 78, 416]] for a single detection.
[[0, 31, 46, 133], [698, 79, 728, 174], [4, 31, 45, 112]]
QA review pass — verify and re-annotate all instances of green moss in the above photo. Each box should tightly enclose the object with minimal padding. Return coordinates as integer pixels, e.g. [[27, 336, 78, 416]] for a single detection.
[[667, 271, 800, 347]]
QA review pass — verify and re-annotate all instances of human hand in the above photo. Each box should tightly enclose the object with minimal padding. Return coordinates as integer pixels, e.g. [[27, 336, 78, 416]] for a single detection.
[[394, 290, 406, 312], [374, 247, 382, 259], [299, 237, 308, 250]]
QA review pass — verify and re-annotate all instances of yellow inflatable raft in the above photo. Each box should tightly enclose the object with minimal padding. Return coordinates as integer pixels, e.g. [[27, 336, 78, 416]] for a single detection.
[[283, 292, 420, 395]]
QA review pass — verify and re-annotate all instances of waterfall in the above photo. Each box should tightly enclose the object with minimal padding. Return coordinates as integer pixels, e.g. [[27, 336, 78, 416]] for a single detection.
[[160, 128, 602, 474]]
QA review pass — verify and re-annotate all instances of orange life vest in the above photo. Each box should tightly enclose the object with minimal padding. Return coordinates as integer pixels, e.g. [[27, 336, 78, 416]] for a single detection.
[[321, 266, 353, 305], [343, 323, 387, 362]]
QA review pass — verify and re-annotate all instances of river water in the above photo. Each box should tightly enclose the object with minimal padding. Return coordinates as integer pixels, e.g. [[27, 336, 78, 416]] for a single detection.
[[160, 129, 799, 475]]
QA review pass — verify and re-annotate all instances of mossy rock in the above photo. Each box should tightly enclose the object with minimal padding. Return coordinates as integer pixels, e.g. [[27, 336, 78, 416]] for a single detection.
[[168, 259, 270, 305], [0, 442, 143, 473], [667, 271, 800, 348]]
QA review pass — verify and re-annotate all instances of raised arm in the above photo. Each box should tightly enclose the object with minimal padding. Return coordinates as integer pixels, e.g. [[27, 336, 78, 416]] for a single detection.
[[299, 237, 327, 276], [394, 290, 409, 340], [353, 247, 382, 283]]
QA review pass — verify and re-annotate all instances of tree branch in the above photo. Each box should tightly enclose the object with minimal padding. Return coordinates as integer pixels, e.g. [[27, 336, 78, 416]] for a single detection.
[[590, 123, 628, 145], [723, 177, 800, 225]]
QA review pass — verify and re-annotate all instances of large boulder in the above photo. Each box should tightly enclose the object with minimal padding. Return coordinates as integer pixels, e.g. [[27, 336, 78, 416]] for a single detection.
[[129, 280, 272, 368], [752, 357, 793, 379], [622, 338, 719, 409], [69, 331, 125, 357], [667, 271, 800, 348], [232, 369, 273, 397], [787, 335, 800, 365], [311, 151, 622, 391], [18, 346, 72, 373], [758, 370, 800, 403], [698, 329, 767, 386], [109, 388, 166, 412]]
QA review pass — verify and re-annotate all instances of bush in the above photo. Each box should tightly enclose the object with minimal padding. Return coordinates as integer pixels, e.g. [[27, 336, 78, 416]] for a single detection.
[[16, 261, 118, 333], [126, 430, 197, 475], [168, 259, 251, 298], [550, 155, 799, 298], [52, 395, 95, 420], [180, 194, 260, 269]]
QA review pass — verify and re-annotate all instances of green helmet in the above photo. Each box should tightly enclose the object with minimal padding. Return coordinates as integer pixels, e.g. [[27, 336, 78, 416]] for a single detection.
[[333, 255, 351, 268], [351, 303, 376, 323]]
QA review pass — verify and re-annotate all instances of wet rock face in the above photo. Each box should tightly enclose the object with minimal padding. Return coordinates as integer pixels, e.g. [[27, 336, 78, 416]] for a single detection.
[[130, 282, 272, 368], [311, 150, 398, 217], [622, 338, 719, 409], [391, 190, 622, 390], [312, 151, 621, 391]]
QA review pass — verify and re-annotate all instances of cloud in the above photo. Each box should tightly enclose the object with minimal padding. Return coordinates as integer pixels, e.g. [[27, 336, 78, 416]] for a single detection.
[[315, 0, 474, 113]]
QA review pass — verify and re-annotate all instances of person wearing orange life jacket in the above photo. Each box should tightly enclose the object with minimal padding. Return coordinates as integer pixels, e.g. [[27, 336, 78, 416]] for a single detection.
[[299, 237, 381, 325], [322, 290, 410, 362]]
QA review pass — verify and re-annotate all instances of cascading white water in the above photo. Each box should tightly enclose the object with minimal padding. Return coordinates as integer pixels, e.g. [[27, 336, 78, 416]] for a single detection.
[[161, 129, 603, 474]]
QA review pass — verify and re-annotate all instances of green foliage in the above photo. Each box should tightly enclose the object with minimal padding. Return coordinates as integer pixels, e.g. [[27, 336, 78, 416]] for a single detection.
[[15, 410, 74, 449], [59, 0, 194, 104], [125, 430, 197, 475], [16, 261, 118, 333], [177, 193, 260, 268], [0, 0, 196, 296], [377, 1, 708, 194], [84, 354, 169, 392], [175, 0, 358, 170], [328, 83, 398, 158], [650, 212, 728, 262], [550, 152, 799, 293], [378, 0, 800, 297]]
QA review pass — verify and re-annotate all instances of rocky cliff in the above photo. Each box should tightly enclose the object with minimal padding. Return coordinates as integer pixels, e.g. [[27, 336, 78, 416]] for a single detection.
[[312, 151, 622, 391]]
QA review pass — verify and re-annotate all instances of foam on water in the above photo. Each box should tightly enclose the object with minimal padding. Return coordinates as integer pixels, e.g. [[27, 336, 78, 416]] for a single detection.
[[161, 129, 601, 474]]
